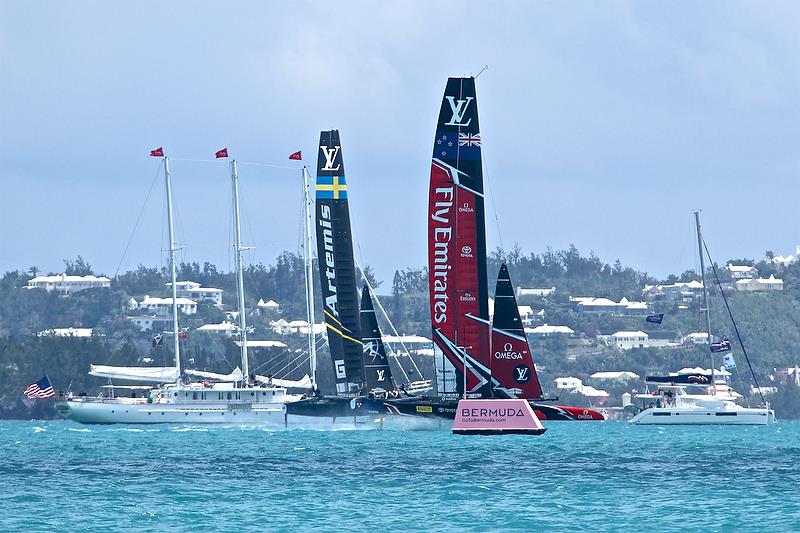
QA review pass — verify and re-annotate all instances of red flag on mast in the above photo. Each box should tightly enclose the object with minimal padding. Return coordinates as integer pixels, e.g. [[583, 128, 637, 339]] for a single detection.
[[149, 147, 164, 157], [215, 148, 229, 159], [289, 150, 302, 161]]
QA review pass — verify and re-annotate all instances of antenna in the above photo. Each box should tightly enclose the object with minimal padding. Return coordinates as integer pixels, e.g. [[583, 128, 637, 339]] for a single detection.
[[475, 65, 489, 78]]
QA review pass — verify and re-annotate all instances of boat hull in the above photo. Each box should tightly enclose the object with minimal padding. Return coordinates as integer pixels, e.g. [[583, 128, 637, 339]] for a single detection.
[[56, 399, 288, 425], [379, 398, 605, 421], [629, 406, 775, 425]]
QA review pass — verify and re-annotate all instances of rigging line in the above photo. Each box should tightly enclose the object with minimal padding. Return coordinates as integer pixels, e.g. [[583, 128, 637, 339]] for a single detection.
[[483, 157, 504, 252], [354, 257, 422, 382], [237, 160, 298, 171], [702, 239, 767, 406], [114, 161, 162, 278]]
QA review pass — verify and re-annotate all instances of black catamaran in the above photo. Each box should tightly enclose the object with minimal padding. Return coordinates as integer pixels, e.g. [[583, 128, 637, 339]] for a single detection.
[[286, 130, 386, 422], [382, 76, 604, 421]]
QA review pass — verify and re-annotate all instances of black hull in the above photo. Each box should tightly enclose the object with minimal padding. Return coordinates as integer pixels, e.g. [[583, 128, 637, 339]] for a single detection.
[[286, 396, 374, 418], [379, 398, 602, 421]]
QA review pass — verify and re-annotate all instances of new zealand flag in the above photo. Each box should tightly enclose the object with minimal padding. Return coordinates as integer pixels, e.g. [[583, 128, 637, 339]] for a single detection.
[[646, 313, 664, 324]]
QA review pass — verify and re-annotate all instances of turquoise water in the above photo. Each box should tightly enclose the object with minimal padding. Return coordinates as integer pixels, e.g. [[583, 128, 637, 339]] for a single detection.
[[1, 420, 798, 532]]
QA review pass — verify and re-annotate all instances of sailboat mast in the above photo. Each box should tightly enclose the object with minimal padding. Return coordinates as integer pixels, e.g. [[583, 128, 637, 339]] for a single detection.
[[164, 156, 181, 380], [694, 210, 716, 391], [231, 160, 250, 383], [302, 166, 317, 389]]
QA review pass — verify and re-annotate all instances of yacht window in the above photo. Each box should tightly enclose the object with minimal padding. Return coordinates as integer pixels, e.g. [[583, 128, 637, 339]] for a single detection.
[[192, 392, 198, 400], [227, 392, 232, 400]]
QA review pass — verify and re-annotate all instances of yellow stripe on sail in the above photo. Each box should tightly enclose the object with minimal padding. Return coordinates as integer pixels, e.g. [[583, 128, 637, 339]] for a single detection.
[[324, 309, 353, 334], [324, 322, 363, 346]]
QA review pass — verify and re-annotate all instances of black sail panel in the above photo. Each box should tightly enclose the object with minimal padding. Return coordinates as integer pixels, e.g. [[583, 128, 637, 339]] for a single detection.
[[315, 130, 365, 395], [359, 284, 393, 390]]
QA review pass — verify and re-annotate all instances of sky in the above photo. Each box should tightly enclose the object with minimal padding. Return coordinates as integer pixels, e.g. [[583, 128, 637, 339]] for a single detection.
[[2, 1, 800, 287]]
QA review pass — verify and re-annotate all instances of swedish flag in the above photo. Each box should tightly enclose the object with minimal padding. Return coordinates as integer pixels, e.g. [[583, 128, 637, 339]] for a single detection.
[[316, 175, 348, 199]]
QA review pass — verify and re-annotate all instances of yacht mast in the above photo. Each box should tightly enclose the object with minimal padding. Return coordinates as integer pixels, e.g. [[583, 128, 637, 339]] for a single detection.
[[231, 159, 250, 384], [302, 166, 317, 389], [164, 156, 182, 381], [694, 210, 716, 393]]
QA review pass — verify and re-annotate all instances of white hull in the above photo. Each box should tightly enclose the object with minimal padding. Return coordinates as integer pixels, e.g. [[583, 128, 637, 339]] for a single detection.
[[57, 399, 401, 430], [629, 406, 775, 425]]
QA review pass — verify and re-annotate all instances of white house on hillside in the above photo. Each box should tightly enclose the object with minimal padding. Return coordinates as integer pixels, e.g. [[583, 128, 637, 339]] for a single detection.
[[516, 287, 556, 298], [138, 296, 197, 316], [726, 264, 758, 280], [167, 281, 223, 306], [525, 324, 574, 338], [735, 275, 784, 292], [27, 274, 111, 294]]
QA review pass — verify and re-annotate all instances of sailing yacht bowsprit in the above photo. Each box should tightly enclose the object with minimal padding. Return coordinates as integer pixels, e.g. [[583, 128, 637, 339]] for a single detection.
[[56, 150, 295, 425]]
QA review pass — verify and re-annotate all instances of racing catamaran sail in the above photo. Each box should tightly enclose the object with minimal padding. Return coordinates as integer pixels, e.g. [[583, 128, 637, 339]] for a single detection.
[[382, 76, 603, 421], [490, 264, 543, 399], [428, 76, 492, 398], [360, 284, 394, 391], [315, 130, 365, 396]]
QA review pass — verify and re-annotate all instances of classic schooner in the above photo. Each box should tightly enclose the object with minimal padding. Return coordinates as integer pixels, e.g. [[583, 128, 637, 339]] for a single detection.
[[56, 149, 299, 424]]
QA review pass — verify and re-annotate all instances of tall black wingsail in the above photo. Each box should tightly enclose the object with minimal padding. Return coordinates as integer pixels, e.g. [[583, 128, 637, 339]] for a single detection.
[[359, 284, 394, 391], [315, 130, 365, 395]]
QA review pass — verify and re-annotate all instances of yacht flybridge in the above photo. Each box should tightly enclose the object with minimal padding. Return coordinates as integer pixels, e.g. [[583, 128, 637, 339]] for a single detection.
[[56, 150, 300, 425], [629, 212, 774, 426]]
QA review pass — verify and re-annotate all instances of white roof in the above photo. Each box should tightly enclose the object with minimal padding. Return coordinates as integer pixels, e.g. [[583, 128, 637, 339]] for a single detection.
[[590, 371, 639, 380], [517, 305, 534, 315], [526, 324, 574, 334], [236, 340, 288, 349], [197, 322, 238, 332], [625, 302, 649, 310], [139, 296, 196, 305], [685, 332, 708, 339], [167, 281, 222, 292], [727, 264, 756, 272], [287, 320, 310, 327], [678, 366, 732, 377], [30, 274, 110, 283], [611, 330, 648, 337], [37, 327, 93, 337], [258, 299, 280, 308], [579, 385, 609, 397], [271, 318, 290, 327], [581, 297, 618, 306]]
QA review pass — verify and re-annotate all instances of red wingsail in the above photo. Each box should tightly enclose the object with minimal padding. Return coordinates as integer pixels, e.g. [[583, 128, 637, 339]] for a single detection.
[[289, 150, 302, 160], [149, 147, 164, 157], [215, 148, 228, 159], [428, 77, 492, 397]]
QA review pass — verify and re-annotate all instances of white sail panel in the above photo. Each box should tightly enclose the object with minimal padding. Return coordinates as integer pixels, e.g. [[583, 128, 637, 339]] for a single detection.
[[89, 365, 178, 383], [185, 367, 244, 382]]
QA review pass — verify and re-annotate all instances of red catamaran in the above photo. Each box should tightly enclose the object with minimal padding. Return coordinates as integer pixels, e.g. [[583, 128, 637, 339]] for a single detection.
[[384, 76, 604, 421]]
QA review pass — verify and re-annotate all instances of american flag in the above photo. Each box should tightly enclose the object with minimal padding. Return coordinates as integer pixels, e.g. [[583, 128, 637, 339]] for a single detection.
[[24, 376, 55, 400], [458, 132, 481, 147]]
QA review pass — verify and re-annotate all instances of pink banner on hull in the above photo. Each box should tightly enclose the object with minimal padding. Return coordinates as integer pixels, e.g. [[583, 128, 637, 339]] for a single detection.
[[452, 399, 546, 435]]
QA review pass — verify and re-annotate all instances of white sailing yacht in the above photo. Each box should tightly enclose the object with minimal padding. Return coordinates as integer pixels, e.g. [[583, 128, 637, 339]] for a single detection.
[[56, 151, 299, 425], [629, 211, 775, 426]]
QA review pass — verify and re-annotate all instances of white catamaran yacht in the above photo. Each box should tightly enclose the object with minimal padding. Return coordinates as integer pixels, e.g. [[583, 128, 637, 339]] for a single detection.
[[629, 212, 775, 426], [56, 152, 302, 425]]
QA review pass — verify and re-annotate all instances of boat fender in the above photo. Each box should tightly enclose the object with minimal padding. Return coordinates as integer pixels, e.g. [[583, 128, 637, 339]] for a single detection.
[[350, 398, 357, 411]]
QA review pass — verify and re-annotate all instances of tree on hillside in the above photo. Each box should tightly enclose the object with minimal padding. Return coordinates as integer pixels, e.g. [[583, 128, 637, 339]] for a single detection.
[[63, 256, 93, 276]]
